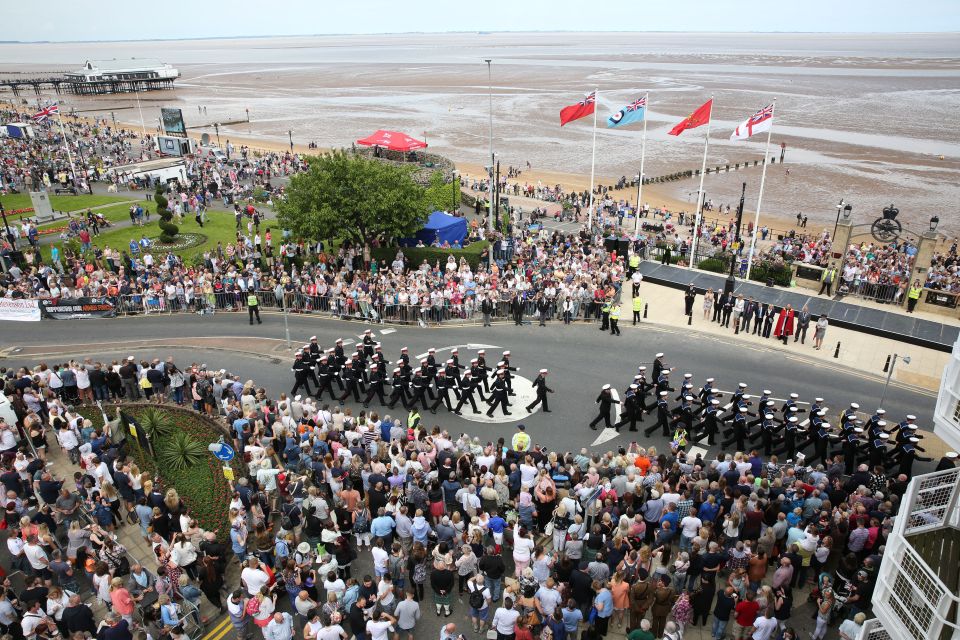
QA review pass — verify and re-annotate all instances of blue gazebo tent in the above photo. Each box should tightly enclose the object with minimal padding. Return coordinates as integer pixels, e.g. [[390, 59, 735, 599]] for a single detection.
[[400, 211, 467, 247]]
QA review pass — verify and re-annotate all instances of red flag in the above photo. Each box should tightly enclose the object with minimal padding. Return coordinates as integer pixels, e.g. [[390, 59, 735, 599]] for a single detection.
[[668, 99, 713, 136], [560, 92, 596, 127]]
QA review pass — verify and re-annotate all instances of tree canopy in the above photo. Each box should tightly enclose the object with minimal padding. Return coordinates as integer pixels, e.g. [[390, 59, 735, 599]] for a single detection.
[[423, 170, 461, 214], [277, 151, 430, 246]]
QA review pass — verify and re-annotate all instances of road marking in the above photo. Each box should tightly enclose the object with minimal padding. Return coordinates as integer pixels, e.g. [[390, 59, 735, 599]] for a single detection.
[[380, 329, 396, 335], [415, 344, 501, 360], [590, 388, 622, 446], [688, 445, 708, 459], [201, 617, 231, 640]]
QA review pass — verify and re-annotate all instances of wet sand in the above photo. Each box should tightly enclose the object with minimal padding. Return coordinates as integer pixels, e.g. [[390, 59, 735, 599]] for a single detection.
[[3, 32, 957, 234]]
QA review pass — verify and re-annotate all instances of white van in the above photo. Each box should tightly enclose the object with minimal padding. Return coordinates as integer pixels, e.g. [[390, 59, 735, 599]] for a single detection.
[[197, 146, 228, 163]]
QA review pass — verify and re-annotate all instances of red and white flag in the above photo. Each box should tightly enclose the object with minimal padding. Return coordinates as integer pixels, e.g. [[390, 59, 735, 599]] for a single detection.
[[730, 104, 773, 140], [32, 103, 59, 123], [560, 91, 596, 127]]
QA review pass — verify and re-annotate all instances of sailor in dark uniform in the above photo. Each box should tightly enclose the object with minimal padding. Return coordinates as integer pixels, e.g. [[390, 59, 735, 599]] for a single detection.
[[429, 370, 456, 414], [291, 351, 313, 397], [936, 451, 959, 471], [652, 352, 667, 381], [450, 348, 466, 384], [645, 391, 672, 437], [362, 329, 375, 357], [635, 367, 652, 412], [893, 436, 932, 477], [337, 360, 362, 404], [486, 370, 511, 417], [409, 369, 431, 410], [362, 365, 386, 407], [776, 414, 800, 457], [443, 360, 461, 401], [469, 360, 487, 402], [868, 432, 891, 468], [614, 384, 639, 432], [721, 401, 752, 452], [476, 350, 492, 393], [315, 355, 337, 401], [387, 367, 407, 409], [426, 348, 439, 385], [526, 369, 553, 413], [656, 370, 675, 395], [809, 420, 831, 466], [502, 351, 518, 396], [589, 384, 619, 430], [697, 398, 722, 445], [417, 359, 435, 400], [454, 371, 481, 415]]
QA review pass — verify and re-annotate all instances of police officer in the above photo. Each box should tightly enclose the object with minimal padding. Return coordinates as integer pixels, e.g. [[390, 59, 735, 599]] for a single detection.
[[644, 391, 671, 437], [290, 351, 312, 396], [609, 303, 622, 336], [526, 369, 553, 413], [486, 370, 511, 417], [599, 298, 611, 331], [632, 294, 643, 325], [363, 365, 386, 408], [247, 291, 262, 325], [589, 384, 619, 430], [454, 372, 481, 415]]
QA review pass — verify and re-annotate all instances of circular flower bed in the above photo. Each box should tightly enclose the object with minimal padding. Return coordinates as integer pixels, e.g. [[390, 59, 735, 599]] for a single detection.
[[148, 232, 207, 252], [79, 403, 236, 539]]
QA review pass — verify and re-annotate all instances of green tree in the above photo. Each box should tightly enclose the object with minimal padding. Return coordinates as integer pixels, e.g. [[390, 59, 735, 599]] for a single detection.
[[277, 151, 429, 246], [156, 186, 178, 243], [424, 170, 461, 213]]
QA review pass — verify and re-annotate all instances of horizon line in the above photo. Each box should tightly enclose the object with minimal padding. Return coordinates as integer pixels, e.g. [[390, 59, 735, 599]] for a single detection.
[[3, 29, 960, 45]]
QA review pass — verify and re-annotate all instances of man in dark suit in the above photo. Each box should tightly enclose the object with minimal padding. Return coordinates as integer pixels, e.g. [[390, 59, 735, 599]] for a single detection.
[[794, 304, 812, 344], [741, 297, 756, 333]]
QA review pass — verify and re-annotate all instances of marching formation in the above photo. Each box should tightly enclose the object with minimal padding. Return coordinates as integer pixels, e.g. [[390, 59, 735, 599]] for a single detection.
[[290, 332, 552, 419]]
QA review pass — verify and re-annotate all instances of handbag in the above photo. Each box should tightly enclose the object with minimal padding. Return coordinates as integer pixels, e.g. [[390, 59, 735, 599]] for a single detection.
[[587, 606, 598, 624], [544, 521, 555, 537]]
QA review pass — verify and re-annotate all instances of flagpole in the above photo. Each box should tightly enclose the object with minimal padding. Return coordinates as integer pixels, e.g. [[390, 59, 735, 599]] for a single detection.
[[586, 88, 599, 232], [689, 96, 713, 269], [745, 99, 775, 280], [54, 105, 78, 184], [634, 92, 649, 237]]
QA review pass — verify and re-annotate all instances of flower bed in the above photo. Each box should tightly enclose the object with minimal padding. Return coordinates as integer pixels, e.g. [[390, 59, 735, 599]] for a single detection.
[[148, 232, 207, 252], [79, 404, 236, 539]]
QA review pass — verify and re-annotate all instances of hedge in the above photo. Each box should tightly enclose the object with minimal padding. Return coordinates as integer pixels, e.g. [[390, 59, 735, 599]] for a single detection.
[[372, 240, 489, 271], [748, 262, 793, 287], [698, 257, 729, 274]]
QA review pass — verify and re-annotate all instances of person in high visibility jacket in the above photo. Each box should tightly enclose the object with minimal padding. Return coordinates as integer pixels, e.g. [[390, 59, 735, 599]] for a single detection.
[[818, 265, 837, 296], [632, 297, 643, 325], [247, 292, 262, 325], [907, 280, 923, 313], [600, 299, 611, 331], [628, 253, 640, 277], [511, 424, 531, 452], [609, 303, 622, 336], [672, 427, 688, 452]]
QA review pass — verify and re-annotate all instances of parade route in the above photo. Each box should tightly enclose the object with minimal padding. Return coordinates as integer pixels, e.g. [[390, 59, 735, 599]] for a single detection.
[[1, 312, 942, 464]]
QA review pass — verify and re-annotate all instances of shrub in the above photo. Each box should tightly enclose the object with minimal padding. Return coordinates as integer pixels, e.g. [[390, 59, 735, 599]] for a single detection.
[[698, 257, 728, 274], [156, 186, 178, 243], [158, 430, 208, 471], [371, 241, 489, 271], [138, 407, 175, 442]]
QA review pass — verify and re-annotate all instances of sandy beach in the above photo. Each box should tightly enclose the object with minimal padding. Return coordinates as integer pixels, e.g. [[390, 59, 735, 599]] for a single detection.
[[3, 31, 957, 234]]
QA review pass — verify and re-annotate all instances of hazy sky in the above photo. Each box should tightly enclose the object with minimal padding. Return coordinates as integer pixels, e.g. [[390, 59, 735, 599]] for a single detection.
[[10, 0, 960, 41]]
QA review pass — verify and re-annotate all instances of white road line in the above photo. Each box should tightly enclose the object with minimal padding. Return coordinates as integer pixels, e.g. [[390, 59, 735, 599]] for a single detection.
[[590, 388, 622, 446], [379, 329, 396, 335]]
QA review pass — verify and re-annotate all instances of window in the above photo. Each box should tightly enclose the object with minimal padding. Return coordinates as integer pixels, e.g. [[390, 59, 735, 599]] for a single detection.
[[952, 398, 960, 425]]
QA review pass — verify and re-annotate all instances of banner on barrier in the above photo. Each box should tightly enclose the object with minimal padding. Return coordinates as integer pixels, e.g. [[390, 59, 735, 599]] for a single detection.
[[40, 297, 117, 320], [0, 298, 41, 322]]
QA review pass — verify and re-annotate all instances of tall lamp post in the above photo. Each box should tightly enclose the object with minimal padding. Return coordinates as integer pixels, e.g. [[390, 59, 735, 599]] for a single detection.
[[484, 58, 494, 269], [881, 353, 910, 407], [213, 122, 221, 147], [833, 199, 852, 240], [724, 182, 747, 296], [451, 170, 459, 213], [288, 130, 293, 151]]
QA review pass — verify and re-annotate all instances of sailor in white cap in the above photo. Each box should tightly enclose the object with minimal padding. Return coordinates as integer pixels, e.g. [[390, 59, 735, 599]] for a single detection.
[[425, 348, 439, 385], [869, 430, 892, 467], [893, 434, 932, 477], [449, 348, 465, 383], [589, 384, 619, 430], [645, 390, 671, 438], [315, 355, 337, 401], [485, 366, 511, 418], [476, 350, 491, 394], [937, 451, 960, 471], [501, 351, 518, 396], [894, 414, 920, 445], [652, 353, 667, 381], [362, 329, 375, 357], [363, 363, 386, 408], [526, 369, 553, 414], [387, 367, 407, 410], [453, 369, 481, 415]]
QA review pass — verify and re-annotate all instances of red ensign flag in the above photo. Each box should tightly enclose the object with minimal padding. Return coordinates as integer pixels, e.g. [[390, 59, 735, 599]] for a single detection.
[[559, 92, 597, 127], [668, 99, 713, 136]]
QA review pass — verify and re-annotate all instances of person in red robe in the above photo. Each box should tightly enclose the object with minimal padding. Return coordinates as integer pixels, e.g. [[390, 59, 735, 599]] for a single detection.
[[774, 304, 796, 344]]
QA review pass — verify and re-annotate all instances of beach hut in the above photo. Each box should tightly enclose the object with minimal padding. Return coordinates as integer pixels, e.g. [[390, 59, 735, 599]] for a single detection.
[[399, 211, 467, 247]]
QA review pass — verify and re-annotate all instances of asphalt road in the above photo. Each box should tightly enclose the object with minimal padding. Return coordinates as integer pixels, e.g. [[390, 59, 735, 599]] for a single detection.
[[0, 312, 938, 469]]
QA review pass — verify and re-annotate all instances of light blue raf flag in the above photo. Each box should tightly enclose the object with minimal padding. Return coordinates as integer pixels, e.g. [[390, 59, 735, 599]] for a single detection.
[[607, 96, 647, 129]]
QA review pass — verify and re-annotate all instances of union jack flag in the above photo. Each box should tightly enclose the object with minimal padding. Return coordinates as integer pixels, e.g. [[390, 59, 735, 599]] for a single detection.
[[581, 91, 597, 105], [625, 97, 647, 112], [32, 103, 59, 123], [730, 103, 774, 140]]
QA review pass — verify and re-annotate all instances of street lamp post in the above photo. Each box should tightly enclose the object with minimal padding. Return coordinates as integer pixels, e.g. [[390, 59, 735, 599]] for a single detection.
[[288, 130, 293, 151], [833, 198, 851, 240], [213, 123, 221, 148], [451, 170, 459, 213], [881, 353, 911, 407], [724, 182, 747, 296], [484, 59, 494, 269], [245, 108, 250, 122]]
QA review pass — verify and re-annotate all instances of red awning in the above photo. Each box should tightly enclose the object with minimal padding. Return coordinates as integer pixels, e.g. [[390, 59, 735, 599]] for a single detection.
[[355, 130, 427, 152]]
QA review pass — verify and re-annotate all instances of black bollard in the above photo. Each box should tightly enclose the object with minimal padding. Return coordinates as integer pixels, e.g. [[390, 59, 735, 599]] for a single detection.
[[688, 315, 692, 326], [882, 354, 891, 373], [834, 342, 840, 358], [643, 303, 648, 319]]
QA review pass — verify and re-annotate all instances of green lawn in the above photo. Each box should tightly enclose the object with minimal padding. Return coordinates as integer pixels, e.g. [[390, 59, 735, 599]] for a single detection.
[[43, 209, 245, 263], [37, 203, 140, 231], [1, 192, 134, 214]]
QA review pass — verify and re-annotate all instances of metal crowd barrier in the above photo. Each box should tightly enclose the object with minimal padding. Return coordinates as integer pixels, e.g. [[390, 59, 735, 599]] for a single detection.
[[108, 292, 603, 326], [839, 280, 905, 305]]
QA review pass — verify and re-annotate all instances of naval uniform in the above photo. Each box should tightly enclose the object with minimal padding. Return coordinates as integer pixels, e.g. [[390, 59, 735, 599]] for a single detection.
[[526, 374, 553, 413], [590, 389, 619, 430]]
